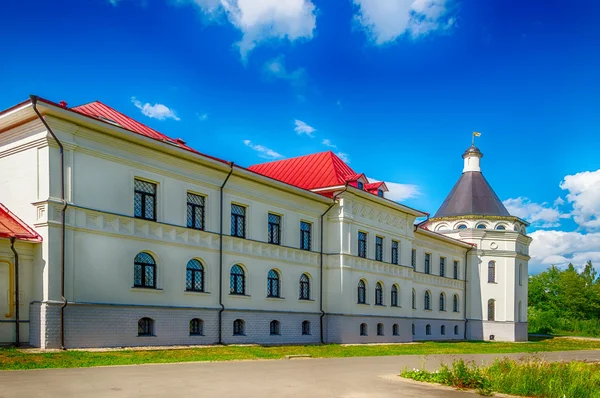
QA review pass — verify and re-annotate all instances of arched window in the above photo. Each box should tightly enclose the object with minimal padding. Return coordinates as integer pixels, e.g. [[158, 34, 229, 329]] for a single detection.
[[299, 273, 311, 300], [441, 325, 446, 335], [302, 320, 311, 335], [488, 261, 496, 283], [457, 224, 467, 229], [267, 269, 281, 298], [230, 265, 245, 295], [412, 323, 415, 335], [186, 259, 204, 292], [496, 225, 506, 230], [134, 252, 156, 288], [518, 301, 522, 322], [375, 282, 383, 305], [476, 224, 487, 229], [391, 284, 399, 307], [393, 324, 399, 336], [190, 318, 203, 335], [424, 290, 431, 310], [360, 323, 368, 336], [439, 292, 446, 311], [377, 323, 384, 336], [453, 294, 459, 312], [233, 319, 245, 335], [270, 320, 280, 335], [425, 324, 431, 335], [488, 299, 496, 321], [412, 289, 416, 309], [454, 325, 459, 335], [358, 280, 367, 304], [138, 317, 154, 336], [519, 264, 523, 286]]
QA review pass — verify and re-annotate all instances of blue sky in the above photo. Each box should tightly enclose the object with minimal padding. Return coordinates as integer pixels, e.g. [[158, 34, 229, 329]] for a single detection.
[[2, 0, 600, 273]]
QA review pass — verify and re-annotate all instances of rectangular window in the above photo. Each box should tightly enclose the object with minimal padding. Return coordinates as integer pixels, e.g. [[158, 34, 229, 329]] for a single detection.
[[134, 179, 157, 221], [375, 236, 383, 261], [300, 221, 312, 250], [411, 249, 416, 268], [268, 213, 281, 245], [391, 240, 399, 265], [440, 257, 446, 277], [186, 193, 205, 230], [357, 181, 364, 190], [424, 253, 431, 274], [454, 260, 459, 279], [358, 231, 367, 258], [231, 204, 246, 238]]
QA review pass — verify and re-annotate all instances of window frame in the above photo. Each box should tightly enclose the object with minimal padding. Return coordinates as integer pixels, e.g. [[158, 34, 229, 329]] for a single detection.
[[424, 253, 431, 274], [357, 279, 367, 304], [375, 236, 384, 261], [391, 240, 399, 265], [439, 292, 446, 311], [268, 213, 282, 245], [453, 294, 459, 312], [358, 231, 367, 258], [375, 282, 384, 305], [488, 299, 496, 321], [392, 324, 399, 336], [377, 323, 384, 336], [189, 318, 204, 336], [441, 325, 446, 335], [230, 264, 246, 295], [186, 192, 206, 230], [453, 260, 459, 279], [300, 221, 312, 251], [488, 261, 496, 283], [186, 259, 205, 292], [233, 319, 245, 336], [424, 290, 431, 310], [138, 317, 154, 336], [439, 256, 446, 277], [134, 179, 157, 221], [302, 320, 311, 335], [230, 203, 247, 238], [134, 252, 157, 289], [411, 249, 416, 268], [270, 320, 281, 335], [267, 269, 281, 298], [425, 324, 431, 335], [391, 284, 398, 307], [412, 288, 416, 309], [299, 273, 311, 300], [360, 323, 368, 336]]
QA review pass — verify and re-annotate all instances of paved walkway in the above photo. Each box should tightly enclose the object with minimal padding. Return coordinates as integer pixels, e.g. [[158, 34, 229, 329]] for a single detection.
[[0, 350, 598, 398]]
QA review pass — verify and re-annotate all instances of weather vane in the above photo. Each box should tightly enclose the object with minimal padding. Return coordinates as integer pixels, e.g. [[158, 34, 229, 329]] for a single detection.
[[472, 131, 481, 145]]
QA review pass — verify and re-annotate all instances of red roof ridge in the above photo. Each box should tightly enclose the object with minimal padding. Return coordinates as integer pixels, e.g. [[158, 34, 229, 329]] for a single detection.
[[0, 203, 42, 242]]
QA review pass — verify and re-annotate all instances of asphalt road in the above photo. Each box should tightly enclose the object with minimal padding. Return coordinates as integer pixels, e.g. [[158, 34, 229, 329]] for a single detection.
[[0, 350, 598, 398]]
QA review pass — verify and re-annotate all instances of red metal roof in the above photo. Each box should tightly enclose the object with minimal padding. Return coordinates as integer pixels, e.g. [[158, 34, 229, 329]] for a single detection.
[[71, 101, 227, 164], [0, 204, 42, 242], [248, 151, 358, 190]]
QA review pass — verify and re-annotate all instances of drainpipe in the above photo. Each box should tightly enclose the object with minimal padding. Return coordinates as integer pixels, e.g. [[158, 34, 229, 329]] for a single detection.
[[9, 237, 19, 347], [463, 246, 473, 340], [218, 162, 234, 345], [31, 95, 68, 350], [319, 184, 348, 344]]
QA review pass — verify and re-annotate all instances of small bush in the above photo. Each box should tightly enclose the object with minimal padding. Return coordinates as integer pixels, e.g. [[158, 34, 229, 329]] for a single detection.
[[401, 358, 600, 398]]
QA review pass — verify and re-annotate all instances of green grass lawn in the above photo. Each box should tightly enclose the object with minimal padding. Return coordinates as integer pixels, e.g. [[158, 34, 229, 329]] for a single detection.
[[401, 357, 600, 398], [1, 336, 599, 371]]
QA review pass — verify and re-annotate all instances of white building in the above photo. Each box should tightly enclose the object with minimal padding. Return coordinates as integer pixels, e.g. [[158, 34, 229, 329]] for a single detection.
[[0, 96, 532, 348]]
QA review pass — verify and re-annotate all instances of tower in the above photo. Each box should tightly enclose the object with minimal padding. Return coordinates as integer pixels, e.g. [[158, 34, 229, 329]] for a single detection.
[[425, 144, 532, 341]]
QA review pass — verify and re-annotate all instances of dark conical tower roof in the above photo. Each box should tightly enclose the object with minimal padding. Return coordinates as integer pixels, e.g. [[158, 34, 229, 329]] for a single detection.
[[433, 145, 511, 218]]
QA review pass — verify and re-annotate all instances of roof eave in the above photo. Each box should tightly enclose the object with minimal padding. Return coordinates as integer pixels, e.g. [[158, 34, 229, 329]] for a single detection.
[[345, 185, 427, 217]]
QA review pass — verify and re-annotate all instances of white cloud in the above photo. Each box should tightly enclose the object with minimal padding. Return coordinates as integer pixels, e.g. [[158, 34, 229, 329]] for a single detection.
[[336, 152, 351, 164], [322, 139, 336, 148], [502, 197, 566, 228], [294, 119, 316, 137], [369, 177, 421, 202], [183, 0, 317, 60], [263, 55, 308, 91], [529, 230, 600, 273], [196, 112, 209, 121], [243, 139, 283, 160], [352, 0, 456, 45], [131, 97, 180, 121], [560, 169, 600, 230]]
